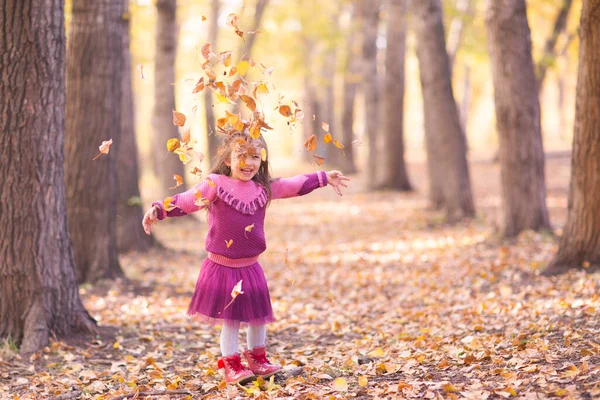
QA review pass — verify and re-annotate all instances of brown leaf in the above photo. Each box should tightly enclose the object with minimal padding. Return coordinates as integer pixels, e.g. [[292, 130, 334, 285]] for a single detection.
[[313, 155, 325, 166], [279, 105, 292, 117], [173, 110, 186, 127], [201, 43, 213, 60], [182, 127, 191, 144], [192, 77, 205, 94], [240, 95, 257, 112]]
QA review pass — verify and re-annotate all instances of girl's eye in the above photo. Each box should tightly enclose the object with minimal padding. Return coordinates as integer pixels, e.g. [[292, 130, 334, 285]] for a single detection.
[[253, 155, 260, 159]]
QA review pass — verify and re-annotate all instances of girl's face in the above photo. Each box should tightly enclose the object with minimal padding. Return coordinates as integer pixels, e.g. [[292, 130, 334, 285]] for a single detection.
[[227, 143, 263, 182]]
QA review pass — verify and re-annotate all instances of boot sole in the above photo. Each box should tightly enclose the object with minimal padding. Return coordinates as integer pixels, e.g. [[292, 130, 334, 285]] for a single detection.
[[229, 374, 256, 385], [254, 368, 281, 379]]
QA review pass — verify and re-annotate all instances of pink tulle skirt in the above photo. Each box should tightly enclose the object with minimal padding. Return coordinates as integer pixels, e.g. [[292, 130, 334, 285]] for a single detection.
[[187, 258, 275, 327]]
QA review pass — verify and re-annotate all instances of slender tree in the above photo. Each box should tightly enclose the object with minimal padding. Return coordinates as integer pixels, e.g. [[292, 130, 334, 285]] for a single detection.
[[544, 0, 600, 275], [206, 0, 221, 164], [340, 2, 360, 174], [152, 0, 185, 193], [66, 0, 125, 282], [360, 0, 382, 187], [239, 0, 269, 60], [118, 8, 155, 252], [380, 0, 412, 190], [0, 0, 97, 352], [485, 0, 551, 236], [412, 0, 475, 220]]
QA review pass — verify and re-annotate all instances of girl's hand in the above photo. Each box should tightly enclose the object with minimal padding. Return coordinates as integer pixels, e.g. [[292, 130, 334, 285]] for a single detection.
[[142, 206, 159, 235], [326, 170, 350, 196]]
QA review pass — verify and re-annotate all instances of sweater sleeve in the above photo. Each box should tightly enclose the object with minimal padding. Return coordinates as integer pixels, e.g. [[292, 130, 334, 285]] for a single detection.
[[271, 171, 328, 200], [152, 174, 219, 220]]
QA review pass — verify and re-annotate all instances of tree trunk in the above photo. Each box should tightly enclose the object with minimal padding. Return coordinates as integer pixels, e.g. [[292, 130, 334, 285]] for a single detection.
[[66, 0, 125, 283], [340, 3, 360, 174], [322, 48, 340, 165], [413, 0, 475, 220], [360, 0, 381, 187], [118, 8, 155, 253], [544, 1, 600, 276], [380, 0, 412, 191], [485, 0, 551, 237], [152, 0, 185, 193], [239, 0, 269, 60], [302, 37, 323, 161], [446, 0, 474, 75], [206, 0, 221, 166], [0, 0, 97, 353]]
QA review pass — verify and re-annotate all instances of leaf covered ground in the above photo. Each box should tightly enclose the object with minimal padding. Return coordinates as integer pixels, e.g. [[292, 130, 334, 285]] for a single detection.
[[2, 157, 600, 400]]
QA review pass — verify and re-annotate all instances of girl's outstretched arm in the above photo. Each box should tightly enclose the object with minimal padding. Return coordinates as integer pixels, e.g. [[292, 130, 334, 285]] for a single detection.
[[142, 175, 219, 234], [271, 170, 350, 199]]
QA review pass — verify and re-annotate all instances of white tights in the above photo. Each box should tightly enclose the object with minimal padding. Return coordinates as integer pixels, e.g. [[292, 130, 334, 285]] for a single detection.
[[220, 324, 266, 356]]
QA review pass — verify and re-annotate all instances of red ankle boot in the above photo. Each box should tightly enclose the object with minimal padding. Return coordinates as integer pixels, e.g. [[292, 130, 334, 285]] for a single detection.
[[243, 346, 281, 378], [217, 353, 255, 384]]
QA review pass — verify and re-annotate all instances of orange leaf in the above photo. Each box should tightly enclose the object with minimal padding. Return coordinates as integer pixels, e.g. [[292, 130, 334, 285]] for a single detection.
[[192, 77, 205, 94], [333, 139, 345, 149], [169, 174, 184, 189], [182, 127, 191, 144], [190, 166, 202, 176], [173, 110, 186, 127], [304, 134, 317, 152], [324, 133, 332, 143], [225, 239, 233, 248], [240, 95, 257, 112], [279, 105, 292, 117], [202, 15, 207, 21], [313, 155, 325, 166], [207, 177, 215, 187]]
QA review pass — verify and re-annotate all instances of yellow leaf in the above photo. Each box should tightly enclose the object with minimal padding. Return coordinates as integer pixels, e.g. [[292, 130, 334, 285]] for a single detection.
[[175, 149, 192, 165], [167, 138, 180, 152], [260, 148, 267, 161], [333, 139, 345, 149], [358, 376, 368, 387], [225, 239, 233, 248], [173, 110, 186, 126], [163, 197, 177, 212], [224, 53, 232, 67], [332, 377, 348, 391], [443, 383, 460, 393], [245, 224, 255, 234], [113, 342, 121, 349], [368, 347, 385, 357], [255, 83, 269, 95], [237, 60, 249, 76], [324, 133, 333, 143]]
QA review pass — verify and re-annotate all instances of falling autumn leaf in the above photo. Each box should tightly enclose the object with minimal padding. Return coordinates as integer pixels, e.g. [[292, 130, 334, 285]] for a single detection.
[[244, 224, 255, 238], [169, 174, 184, 189], [324, 133, 333, 143], [174, 149, 192, 165], [201, 43, 213, 61], [190, 166, 202, 177], [182, 127, 191, 144], [313, 155, 325, 166], [278, 105, 292, 117], [222, 280, 244, 312], [192, 77, 205, 94], [254, 83, 269, 96], [237, 60, 250, 76], [172, 110, 186, 127], [163, 197, 177, 212], [92, 139, 113, 160], [240, 95, 257, 112], [322, 122, 329, 132], [305, 134, 317, 152], [167, 138, 180, 152], [202, 15, 206, 21], [333, 139, 345, 149]]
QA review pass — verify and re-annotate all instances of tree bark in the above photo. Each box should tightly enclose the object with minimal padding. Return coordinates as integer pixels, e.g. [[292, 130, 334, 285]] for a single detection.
[[485, 0, 551, 237], [66, 0, 125, 283], [206, 0, 221, 165], [340, 3, 360, 174], [152, 0, 185, 193], [118, 8, 155, 253], [360, 0, 382, 187], [545, 0, 600, 276], [0, 0, 97, 353], [413, 0, 475, 220], [380, 0, 412, 191], [536, 0, 573, 95]]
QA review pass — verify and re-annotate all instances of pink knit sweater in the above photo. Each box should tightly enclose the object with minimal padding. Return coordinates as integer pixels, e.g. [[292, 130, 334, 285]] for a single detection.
[[152, 171, 328, 259]]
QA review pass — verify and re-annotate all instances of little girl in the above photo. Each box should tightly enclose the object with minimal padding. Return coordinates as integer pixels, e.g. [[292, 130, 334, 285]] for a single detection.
[[142, 131, 349, 384]]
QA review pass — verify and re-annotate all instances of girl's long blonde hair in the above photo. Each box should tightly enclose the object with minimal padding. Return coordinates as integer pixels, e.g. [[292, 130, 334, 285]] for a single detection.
[[209, 131, 273, 201]]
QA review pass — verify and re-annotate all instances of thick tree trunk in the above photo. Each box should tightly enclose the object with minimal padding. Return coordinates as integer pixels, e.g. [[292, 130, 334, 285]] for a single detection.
[[545, 1, 600, 276], [0, 0, 97, 353], [66, 0, 125, 283], [360, 0, 381, 187], [118, 10, 155, 253], [485, 0, 551, 237], [380, 0, 412, 191], [152, 0, 185, 193], [340, 4, 360, 174], [206, 0, 221, 166], [413, 0, 475, 221]]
